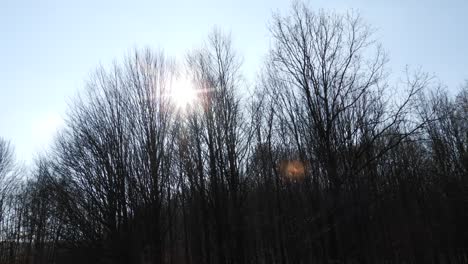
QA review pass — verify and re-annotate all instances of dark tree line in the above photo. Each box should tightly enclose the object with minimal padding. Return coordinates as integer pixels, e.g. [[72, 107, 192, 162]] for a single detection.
[[1, 3, 468, 263]]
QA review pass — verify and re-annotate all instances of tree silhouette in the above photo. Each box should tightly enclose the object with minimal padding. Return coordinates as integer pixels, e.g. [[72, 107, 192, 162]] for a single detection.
[[1, 2, 468, 264]]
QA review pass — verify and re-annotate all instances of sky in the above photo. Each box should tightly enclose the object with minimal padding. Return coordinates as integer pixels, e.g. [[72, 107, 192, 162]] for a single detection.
[[1, 0, 467, 164]]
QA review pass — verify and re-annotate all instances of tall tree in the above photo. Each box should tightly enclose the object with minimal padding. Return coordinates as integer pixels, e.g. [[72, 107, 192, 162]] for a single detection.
[[260, 3, 429, 262]]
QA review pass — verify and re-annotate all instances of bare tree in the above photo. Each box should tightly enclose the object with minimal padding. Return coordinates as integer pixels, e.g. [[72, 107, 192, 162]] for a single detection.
[[49, 49, 178, 264], [180, 28, 251, 264], [0, 139, 16, 195], [260, 3, 430, 262], [0, 138, 16, 263]]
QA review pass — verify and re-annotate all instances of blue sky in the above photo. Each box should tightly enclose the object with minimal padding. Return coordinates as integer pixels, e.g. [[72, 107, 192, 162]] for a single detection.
[[1, 0, 467, 164]]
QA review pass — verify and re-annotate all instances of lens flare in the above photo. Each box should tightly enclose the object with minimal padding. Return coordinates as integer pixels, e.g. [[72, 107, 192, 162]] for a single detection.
[[279, 160, 305, 180]]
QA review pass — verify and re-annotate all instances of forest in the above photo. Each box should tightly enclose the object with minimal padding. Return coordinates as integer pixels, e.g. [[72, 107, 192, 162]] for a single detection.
[[1, 2, 467, 264]]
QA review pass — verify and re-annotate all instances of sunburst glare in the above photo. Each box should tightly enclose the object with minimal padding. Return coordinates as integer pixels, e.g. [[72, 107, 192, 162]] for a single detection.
[[170, 76, 197, 109]]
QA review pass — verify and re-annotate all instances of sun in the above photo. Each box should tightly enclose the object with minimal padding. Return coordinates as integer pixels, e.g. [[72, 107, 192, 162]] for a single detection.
[[170, 76, 197, 108]]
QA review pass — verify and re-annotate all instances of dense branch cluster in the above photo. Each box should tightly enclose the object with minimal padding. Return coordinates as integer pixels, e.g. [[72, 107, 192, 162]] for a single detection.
[[1, 3, 468, 264]]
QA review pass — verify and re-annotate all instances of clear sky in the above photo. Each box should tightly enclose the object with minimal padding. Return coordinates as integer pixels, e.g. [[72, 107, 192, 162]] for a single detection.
[[1, 0, 467, 164]]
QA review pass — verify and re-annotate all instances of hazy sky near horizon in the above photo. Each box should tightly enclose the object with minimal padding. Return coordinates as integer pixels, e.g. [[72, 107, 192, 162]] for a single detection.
[[1, 0, 467, 164]]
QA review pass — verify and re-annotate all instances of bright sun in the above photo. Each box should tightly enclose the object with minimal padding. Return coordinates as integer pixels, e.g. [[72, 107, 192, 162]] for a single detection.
[[170, 77, 197, 108]]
